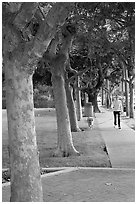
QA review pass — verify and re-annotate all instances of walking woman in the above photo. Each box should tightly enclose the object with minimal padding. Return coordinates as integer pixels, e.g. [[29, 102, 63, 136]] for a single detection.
[[112, 95, 123, 129]]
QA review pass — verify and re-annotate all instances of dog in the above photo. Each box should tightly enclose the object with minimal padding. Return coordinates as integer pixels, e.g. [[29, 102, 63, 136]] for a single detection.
[[87, 117, 94, 128]]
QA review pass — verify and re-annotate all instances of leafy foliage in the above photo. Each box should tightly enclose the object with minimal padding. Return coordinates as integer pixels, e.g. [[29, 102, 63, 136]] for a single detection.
[[3, 2, 135, 100]]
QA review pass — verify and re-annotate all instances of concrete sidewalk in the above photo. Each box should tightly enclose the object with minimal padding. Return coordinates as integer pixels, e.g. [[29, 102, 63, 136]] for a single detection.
[[2, 107, 135, 202], [2, 167, 135, 202], [95, 107, 135, 169]]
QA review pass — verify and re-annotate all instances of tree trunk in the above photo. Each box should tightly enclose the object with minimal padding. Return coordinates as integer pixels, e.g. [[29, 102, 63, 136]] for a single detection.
[[75, 76, 82, 121], [5, 61, 43, 202], [129, 79, 134, 118], [104, 90, 107, 106], [65, 82, 81, 132], [84, 92, 88, 105], [106, 94, 109, 109], [94, 93, 100, 113], [102, 87, 104, 106], [121, 62, 129, 116], [124, 69, 129, 116], [109, 93, 112, 108], [122, 80, 124, 92], [106, 79, 110, 109], [88, 92, 100, 113], [51, 72, 80, 157]]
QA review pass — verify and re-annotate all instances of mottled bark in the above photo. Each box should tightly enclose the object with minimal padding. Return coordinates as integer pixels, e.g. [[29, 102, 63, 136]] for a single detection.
[[5, 61, 43, 202], [51, 71, 80, 157], [65, 82, 81, 132]]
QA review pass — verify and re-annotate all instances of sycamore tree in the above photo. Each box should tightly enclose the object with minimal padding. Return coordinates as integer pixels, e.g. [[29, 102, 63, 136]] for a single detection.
[[42, 23, 81, 157], [77, 23, 114, 112], [66, 3, 119, 112], [105, 3, 135, 117], [37, 34, 90, 133], [65, 56, 90, 129], [104, 57, 123, 108], [35, 2, 100, 151], [78, 2, 135, 115], [69, 37, 91, 119], [80, 56, 109, 112], [116, 36, 135, 118], [65, 60, 82, 131], [2, 2, 74, 201]]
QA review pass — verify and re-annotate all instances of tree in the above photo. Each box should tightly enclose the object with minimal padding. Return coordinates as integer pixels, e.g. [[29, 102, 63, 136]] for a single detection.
[[104, 58, 123, 108], [43, 24, 80, 157], [75, 75, 83, 120], [69, 35, 91, 119], [104, 2, 135, 117], [81, 58, 108, 113], [65, 58, 90, 130], [65, 61, 81, 132], [65, 79, 81, 131], [3, 2, 74, 201]]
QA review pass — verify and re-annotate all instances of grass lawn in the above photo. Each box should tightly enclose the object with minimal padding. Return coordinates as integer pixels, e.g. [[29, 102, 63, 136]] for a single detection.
[[2, 108, 111, 168]]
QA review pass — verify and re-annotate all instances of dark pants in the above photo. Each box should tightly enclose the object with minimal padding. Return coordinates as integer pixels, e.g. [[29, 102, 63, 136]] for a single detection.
[[113, 111, 121, 127]]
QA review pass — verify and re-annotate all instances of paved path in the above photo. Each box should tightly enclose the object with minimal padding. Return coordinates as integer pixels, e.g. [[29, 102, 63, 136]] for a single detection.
[[2, 107, 135, 202], [2, 167, 135, 202], [95, 107, 135, 169]]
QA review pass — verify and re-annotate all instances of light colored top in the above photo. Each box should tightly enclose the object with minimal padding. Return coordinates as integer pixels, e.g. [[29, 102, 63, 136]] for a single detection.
[[112, 99, 123, 112]]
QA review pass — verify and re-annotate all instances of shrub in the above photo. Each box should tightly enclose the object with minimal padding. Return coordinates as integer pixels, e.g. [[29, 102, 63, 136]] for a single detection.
[[34, 98, 55, 108], [2, 87, 55, 109], [3, 97, 55, 109]]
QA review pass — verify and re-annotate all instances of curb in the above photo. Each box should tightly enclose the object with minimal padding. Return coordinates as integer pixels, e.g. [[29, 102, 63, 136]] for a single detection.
[[2, 167, 78, 187], [2, 167, 134, 187]]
